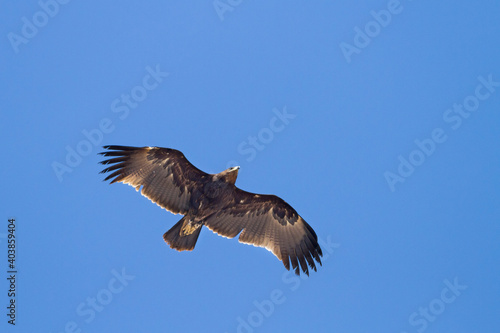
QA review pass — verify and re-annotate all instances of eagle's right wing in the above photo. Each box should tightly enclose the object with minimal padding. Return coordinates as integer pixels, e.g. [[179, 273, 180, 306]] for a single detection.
[[204, 188, 322, 276], [99, 146, 209, 215]]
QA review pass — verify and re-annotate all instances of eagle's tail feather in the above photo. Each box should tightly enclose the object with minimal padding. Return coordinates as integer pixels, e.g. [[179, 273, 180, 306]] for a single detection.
[[163, 216, 202, 251]]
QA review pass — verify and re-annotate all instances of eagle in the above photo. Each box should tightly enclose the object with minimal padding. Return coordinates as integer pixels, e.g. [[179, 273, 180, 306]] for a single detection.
[[99, 145, 322, 275]]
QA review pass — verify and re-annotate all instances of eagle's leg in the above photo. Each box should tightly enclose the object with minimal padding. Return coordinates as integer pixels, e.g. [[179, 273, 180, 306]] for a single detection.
[[163, 216, 203, 252]]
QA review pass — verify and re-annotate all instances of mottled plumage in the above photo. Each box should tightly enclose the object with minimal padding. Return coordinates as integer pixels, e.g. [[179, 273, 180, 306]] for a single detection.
[[99, 145, 322, 275]]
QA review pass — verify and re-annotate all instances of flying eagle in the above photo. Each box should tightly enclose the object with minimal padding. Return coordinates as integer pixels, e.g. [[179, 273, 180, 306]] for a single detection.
[[99, 145, 322, 275]]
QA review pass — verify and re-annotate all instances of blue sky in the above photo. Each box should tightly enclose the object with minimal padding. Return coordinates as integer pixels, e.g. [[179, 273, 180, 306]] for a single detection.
[[1, 1, 499, 332]]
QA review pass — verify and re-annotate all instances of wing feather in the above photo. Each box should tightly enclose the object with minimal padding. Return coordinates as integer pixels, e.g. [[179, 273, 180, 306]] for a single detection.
[[99, 146, 208, 215], [204, 188, 322, 276]]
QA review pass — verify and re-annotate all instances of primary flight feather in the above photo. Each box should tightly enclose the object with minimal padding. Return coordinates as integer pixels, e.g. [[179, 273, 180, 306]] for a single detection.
[[99, 145, 322, 275]]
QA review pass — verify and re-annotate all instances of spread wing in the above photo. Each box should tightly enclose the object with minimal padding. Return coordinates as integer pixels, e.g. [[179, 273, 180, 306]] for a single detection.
[[99, 145, 209, 215], [204, 188, 322, 276]]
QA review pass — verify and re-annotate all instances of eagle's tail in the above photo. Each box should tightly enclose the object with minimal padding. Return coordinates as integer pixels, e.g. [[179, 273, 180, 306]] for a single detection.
[[163, 216, 202, 251]]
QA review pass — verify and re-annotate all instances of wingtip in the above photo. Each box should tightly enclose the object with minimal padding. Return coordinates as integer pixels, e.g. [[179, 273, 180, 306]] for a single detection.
[[101, 145, 126, 151]]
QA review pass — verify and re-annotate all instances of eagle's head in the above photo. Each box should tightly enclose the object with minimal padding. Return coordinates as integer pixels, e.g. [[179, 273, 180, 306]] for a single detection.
[[220, 166, 240, 185]]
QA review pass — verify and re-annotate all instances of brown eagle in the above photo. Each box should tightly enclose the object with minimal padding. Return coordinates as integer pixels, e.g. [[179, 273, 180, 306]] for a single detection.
[[99, 145, 322, 275]]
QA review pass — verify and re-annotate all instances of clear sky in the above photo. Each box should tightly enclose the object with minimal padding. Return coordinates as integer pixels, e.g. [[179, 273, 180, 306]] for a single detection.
[[1, 1, 499, 332]]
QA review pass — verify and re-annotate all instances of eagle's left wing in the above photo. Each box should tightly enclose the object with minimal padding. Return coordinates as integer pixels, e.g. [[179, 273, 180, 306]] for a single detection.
[[99, 145, 209, 215], [204, 188, 323, 276]]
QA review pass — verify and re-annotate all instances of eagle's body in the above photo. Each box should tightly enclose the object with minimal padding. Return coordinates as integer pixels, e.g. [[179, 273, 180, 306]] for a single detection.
[[99, 145, 322, 275]]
